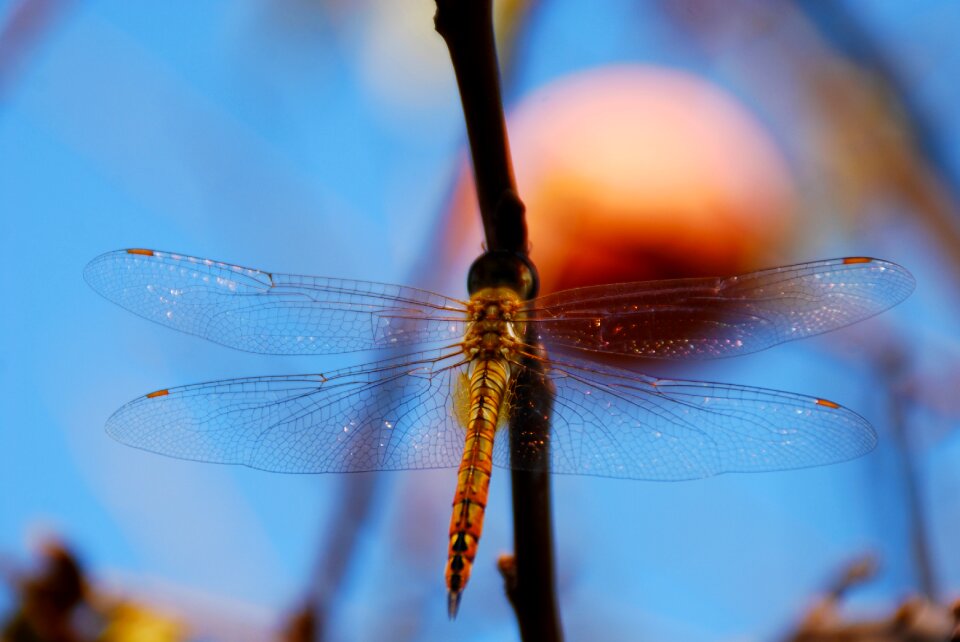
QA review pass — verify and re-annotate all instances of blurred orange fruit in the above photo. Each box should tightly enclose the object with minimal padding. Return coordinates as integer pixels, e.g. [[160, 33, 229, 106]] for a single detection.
[[442, 65, 796, 293]]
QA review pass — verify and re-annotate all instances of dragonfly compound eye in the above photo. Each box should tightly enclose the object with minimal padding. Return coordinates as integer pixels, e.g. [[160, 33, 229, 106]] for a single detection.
[[467, 251, 539, 299]]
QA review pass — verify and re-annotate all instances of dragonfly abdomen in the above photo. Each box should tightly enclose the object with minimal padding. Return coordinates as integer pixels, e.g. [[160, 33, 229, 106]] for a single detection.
[[446, 357, 510, 618]]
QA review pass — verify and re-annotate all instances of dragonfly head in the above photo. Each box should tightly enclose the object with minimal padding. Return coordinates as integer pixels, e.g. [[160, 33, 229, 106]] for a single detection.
[[467, 251, 539, 300]]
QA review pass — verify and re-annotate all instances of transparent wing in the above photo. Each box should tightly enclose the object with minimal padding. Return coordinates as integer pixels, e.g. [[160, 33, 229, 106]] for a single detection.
[[85, 249, 468, 355], [106, 347, 876, 478], [105, 349, 469, 473], [527, 257, 914, 359], [493, 355, 876, 480]]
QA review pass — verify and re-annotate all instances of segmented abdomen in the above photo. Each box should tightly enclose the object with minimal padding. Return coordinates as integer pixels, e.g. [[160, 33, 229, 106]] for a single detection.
[[445, 357, 510, 617]]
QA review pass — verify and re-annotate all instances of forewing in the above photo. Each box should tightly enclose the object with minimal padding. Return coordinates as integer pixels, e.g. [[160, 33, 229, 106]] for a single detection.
[[105, 350, 468, 473], [85, 249, 467, 355], [493, 355, 875, 480], [527, 258, 914, 359]]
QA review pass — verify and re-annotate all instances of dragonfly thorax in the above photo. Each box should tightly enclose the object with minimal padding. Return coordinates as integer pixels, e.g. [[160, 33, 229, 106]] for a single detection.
[[463, 287, 525, 361]]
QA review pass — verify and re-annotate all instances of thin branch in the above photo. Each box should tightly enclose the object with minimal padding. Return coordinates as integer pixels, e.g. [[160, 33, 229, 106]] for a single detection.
[[434, 1, 562, 640], [434, 0, 527, 255], [504, 337, 563, 642]]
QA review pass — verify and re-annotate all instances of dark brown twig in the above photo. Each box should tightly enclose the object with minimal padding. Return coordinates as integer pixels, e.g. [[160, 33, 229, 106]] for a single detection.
[[434, 0, 527, 255], [503, 338, 562, 641], [434, 1, 562, 639]]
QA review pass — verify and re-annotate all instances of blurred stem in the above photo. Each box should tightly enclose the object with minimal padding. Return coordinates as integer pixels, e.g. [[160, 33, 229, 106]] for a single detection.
[[795, 1, 960, 278], [435, 1, 562, 640], [0, 0, 73, 101], [302, 475, 377, 641], [879, 349, 938, 599], [796, 1, 957, 194]]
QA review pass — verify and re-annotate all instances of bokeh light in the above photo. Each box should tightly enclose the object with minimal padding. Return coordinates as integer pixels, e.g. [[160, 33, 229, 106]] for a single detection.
[[444, 65, 796, 292]]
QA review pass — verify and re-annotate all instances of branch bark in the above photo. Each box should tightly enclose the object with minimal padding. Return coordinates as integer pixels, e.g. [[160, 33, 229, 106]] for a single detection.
[[503, 338, 562, 642], [435, 2, 562, 640], [434, 0, 527, 255]]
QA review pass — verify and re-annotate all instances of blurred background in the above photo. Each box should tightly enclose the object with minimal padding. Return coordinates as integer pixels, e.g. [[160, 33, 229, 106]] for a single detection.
[[2, 0, 959, 640]]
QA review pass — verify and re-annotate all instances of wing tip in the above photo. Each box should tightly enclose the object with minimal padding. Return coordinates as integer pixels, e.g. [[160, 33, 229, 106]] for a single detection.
[[84, 249, 157, 288], [839, 256, 916, 305], [812, 396, 878, 458]]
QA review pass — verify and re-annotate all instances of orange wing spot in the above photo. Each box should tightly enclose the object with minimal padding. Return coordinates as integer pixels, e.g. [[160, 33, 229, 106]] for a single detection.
[[842, 257, 873, 265], [146, 389, 169, 399], [126, 248, 155, 256], [815, 398, 840, 409]]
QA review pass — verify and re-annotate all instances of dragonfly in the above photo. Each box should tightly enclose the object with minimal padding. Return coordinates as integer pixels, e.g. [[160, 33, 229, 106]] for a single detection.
[[85, 248, 914, 617]]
